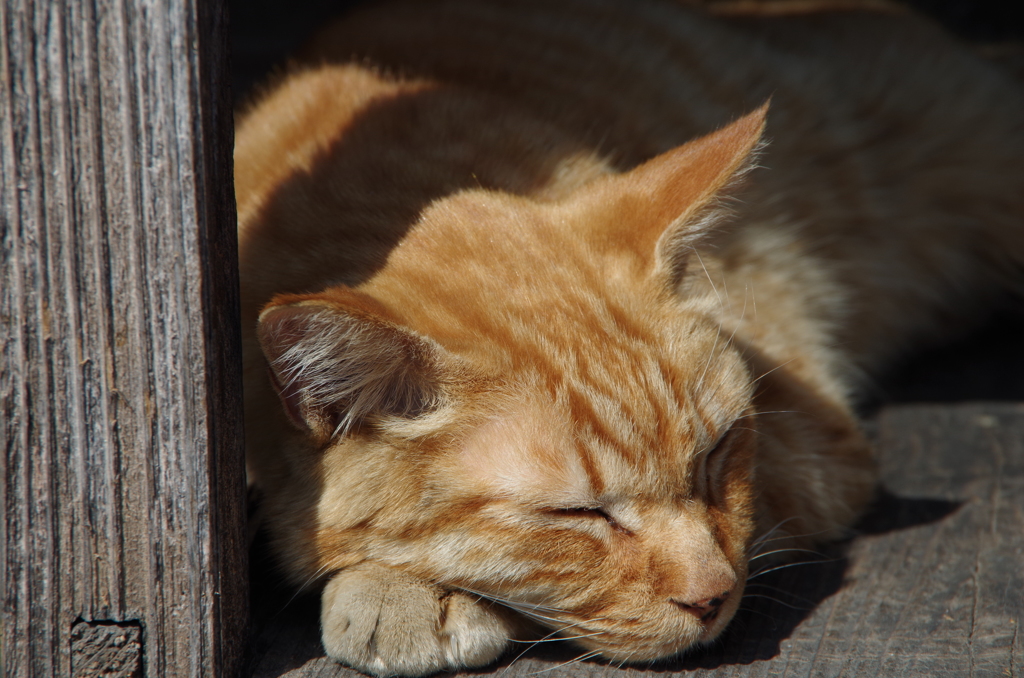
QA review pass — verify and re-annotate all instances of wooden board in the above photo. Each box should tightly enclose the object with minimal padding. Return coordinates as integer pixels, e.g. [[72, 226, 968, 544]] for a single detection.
[[249, 403, 1024, 677], [0, 0, 247, 675]]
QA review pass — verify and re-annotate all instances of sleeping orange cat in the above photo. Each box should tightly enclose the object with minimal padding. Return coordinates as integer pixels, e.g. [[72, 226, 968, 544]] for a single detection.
[[234, 1, 1024, 675]]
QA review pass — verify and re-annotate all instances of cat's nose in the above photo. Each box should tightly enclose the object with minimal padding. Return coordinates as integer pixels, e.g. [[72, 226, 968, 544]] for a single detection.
[[670, 590, 732, 622]]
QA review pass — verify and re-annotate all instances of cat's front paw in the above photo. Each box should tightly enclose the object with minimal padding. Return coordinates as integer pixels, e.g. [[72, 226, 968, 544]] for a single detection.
[[321, 562, 513, 677]]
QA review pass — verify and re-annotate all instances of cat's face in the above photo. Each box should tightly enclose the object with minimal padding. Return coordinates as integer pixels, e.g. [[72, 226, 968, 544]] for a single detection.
[[273, 304, 757, 659], [256, 108, 766, 659], [426, 344, 757, 659]]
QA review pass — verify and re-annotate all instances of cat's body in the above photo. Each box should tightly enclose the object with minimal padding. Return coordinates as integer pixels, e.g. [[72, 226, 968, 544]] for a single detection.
[[235, 1, 1024, 675]]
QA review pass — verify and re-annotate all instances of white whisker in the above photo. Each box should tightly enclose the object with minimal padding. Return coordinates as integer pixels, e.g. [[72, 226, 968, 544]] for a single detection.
[[751, 356, 799, 384], [749, 547, 827, 562], [693, 249, 723, 308], [749, 524, 838, 557], [692, 322, 723, 401], [734, 409, 800, 421], [743, 582, 818, 607], [751, 516, 799, 546], [615, 650, 637, 670], [736, 605, 780, 628], [499, 616, 611, 674], [741, 592, 811, 611], [749, 282, 758, 322], [526, 649, 603, 675], [454, 586, 565, 614], [508, 631, 606, 644], [747, 558, 837, 580]]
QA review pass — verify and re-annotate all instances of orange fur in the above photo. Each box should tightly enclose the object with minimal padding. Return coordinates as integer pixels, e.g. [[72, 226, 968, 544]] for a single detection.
[[235, 1, 1024, 675]]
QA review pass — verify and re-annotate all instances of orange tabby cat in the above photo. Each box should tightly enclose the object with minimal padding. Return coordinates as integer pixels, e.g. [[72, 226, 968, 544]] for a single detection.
[[235, 0, 1024, 675]]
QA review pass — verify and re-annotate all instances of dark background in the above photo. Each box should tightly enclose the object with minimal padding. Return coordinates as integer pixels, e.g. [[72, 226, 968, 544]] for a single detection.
[[230, 0, 1024, 102]]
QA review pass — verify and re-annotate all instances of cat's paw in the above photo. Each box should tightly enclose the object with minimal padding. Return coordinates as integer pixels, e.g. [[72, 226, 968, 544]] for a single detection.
[[320, 562, 513, 677]]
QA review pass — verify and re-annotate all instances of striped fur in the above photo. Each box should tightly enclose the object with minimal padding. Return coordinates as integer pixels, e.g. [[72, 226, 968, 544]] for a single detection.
[[236, 1, 1024, 675]]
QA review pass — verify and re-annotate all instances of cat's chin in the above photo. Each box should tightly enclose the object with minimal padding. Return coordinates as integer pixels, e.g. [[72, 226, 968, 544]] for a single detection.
[[563, 601, 739, 666], [596, 632, 729, 667]]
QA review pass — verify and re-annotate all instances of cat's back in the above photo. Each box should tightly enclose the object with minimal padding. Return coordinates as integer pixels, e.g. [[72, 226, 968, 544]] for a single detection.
[[237, 0, 1024, 350], [299, 0, 1022, 162]]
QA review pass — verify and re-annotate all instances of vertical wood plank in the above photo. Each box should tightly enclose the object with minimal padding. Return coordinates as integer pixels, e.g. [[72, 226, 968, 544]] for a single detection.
[[0, 0, 247, 675]]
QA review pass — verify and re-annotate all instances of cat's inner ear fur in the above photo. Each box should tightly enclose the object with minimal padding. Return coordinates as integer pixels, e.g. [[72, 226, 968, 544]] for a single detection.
[[257, 292, 446, 442], [580, 103, 767, 282]]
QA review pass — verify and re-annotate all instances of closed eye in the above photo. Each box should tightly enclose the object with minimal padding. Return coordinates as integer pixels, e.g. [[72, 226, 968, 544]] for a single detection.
[[545, 506, 631, 535], [706, 427, 734, 466], [703, 422, 747, 504]]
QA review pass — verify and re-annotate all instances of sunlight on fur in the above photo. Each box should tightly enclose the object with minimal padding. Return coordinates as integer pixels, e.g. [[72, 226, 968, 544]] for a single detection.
[[235, 0, 1024, 675]]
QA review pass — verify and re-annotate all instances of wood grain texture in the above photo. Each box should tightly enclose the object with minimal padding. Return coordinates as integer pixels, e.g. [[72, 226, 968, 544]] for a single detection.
[[250, 403, 1023, 677], [0, 0, 246, 676]]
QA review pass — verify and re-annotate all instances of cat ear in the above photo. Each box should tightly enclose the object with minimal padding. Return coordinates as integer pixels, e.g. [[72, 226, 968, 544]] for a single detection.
[[256, 289, 445, 442], [581, 104, 767, 280]]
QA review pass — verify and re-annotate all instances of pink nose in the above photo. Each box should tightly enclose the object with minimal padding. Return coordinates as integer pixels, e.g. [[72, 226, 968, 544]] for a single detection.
[[671, 590, 731, 622]]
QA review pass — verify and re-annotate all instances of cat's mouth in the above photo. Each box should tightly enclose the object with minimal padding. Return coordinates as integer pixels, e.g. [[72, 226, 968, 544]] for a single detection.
[[695, 600, 737, 642], [543, 593, 740, 664]]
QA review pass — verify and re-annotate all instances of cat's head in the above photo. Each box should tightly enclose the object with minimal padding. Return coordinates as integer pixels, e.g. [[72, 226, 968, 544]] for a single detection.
[[256, 107, 766, 660]]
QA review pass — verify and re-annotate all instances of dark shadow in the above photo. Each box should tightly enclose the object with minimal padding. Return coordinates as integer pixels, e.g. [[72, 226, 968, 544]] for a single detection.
[[248, 526, 327, 677], [860, 298, 1024, 413], [230, 0, 375, 105], [235, 80, 624, 324], [854, 487, 962, 536], [903, 0, 1024, 41]]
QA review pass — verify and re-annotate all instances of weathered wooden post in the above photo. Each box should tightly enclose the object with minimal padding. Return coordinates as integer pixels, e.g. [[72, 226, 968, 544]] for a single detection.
[[1, 0, 248, 676]]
